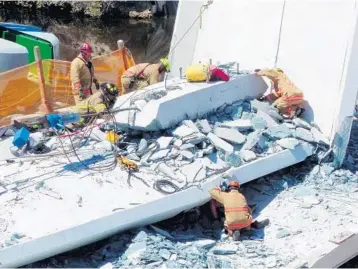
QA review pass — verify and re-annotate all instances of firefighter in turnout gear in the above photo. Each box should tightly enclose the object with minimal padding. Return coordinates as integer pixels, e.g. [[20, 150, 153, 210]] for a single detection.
[[209, 180, 270, 241], [255, 68, 305, 119], [70, 42, 100, 103], [71, 83, 119, 126], [121, 57, 171, 93]]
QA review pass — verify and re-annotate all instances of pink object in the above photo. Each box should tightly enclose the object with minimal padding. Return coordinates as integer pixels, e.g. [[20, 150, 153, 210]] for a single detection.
[[211, 199, 219, 218], [210, 65, 230, 81]]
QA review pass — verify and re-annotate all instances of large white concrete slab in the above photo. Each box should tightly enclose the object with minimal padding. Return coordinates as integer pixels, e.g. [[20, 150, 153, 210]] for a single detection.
[[113, 75, 268, 131]]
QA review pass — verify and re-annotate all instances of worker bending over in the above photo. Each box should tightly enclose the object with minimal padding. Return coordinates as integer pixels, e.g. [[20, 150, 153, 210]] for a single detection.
[[209, 181, 270, 241], [255, 68, 305, 119], [71, 82, 119, 125], [70, 42, 99, 103], [121, 58, 171, 94]]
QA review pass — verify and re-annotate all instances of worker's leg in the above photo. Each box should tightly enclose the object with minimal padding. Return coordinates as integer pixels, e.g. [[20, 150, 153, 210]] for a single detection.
[[121, 76, 131, 95], [210, 200, 219, 219]]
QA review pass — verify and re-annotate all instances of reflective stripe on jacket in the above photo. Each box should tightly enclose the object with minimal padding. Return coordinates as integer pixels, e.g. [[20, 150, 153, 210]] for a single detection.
[[72, 91, 107, 115], [209, 188, 253, 230]]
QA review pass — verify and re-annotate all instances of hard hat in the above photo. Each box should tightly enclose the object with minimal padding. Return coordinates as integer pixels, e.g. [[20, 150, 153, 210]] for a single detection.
[[274, 68, 284, 73], [80, 42, 93, 54], [228, 180, 240, 188], [101, 83, 119, 96], [160, 57, 171, 72]]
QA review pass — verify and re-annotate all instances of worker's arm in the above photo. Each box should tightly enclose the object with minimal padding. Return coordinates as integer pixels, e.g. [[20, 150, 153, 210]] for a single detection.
[[209, 188, 225, 204], [257, 69, 279, 81], [149, 69, 160, 85], [90, 96, 107, 114], [70, 60, 82, 91]]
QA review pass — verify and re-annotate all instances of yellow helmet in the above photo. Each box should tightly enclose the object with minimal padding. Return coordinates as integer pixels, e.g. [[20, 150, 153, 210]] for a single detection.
[[160, 57, 171, 72], [274, 68, 284, 73]]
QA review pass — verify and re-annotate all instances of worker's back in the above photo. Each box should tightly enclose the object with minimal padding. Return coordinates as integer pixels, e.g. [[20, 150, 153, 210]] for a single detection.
[[209, 189, 252, 230], [123, 63, 160, 84], [72, 91, 106, 114]]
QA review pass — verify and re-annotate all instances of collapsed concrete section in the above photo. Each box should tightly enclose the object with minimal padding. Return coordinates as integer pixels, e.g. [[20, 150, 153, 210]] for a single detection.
[[113, 74, 268, 131]]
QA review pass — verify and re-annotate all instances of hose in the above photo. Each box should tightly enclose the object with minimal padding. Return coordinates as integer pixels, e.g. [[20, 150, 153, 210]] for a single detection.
[[153, 179, 180, 195]]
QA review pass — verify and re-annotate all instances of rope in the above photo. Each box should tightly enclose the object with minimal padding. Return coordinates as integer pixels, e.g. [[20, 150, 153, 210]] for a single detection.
[[153, 179, 181, 195]]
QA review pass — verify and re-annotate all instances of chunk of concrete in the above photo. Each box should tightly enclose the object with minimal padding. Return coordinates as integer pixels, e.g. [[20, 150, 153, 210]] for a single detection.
[[183, 120, 200, 133], [257, 110, 279, 127], [240, 150, 257, 162], [293, 127, 315, 143], [218, 119, 252, 131], [250, 99, 273, 113], [207, 133, 234, 153], [293, 118, 311, 130], [173, 139, 183, 148], [180, 150, 194, 161], [243, 130, 263, 150], [266, 124, 292, 139], [173, 125, 195, 138], [195, 239, 216, 249], [277, 138, 300, 150], [148, 149, 170, 161], [180, 162, 206, 182], [225, 152, 242, 167], [156, 163, 185, 183], [212, 244, 238, 255], [311, 127, 330, 146], [197, 119, 212, 134], [182, 132, 206, 145], [156, 136, 173, 150], [213, 127, 246, 145], [134, 100, 147, 111], [251, 115, 268, 130]]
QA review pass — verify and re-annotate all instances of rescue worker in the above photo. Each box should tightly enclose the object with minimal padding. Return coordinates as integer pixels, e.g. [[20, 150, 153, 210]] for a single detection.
[[71, 82, 119, 126], [255, 68, 305, 119], [121, 58, 171, 94], [70, 42, 99, 103], [209, 180, 270, 241]]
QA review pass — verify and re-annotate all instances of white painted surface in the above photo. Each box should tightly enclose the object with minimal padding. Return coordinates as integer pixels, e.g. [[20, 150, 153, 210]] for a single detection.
[[0, 39, 28, 72], [168, 0, 204, 78], [0, 143, 312, 268], [170, 0, 358, 139], [114, 75, 268, 131]]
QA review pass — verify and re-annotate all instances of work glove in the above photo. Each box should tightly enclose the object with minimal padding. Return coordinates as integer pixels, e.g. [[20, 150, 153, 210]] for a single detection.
[[79, 88, 86, 100], [93, 78, 100, 90]]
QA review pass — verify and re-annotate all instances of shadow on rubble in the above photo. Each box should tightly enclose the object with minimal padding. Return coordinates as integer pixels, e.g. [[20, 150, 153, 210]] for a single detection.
[[342, 118, 358, 173]]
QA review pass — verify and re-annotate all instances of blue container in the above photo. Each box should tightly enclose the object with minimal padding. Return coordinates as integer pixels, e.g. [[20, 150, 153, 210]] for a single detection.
[[12, 127, 30, 148], [46, 113, 81, 130], [61, 113, 81, 126]]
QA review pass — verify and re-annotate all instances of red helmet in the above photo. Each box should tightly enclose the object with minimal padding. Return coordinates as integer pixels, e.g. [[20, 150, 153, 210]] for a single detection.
[[228, 181, 240, 188], [80, 42, 93, 54]]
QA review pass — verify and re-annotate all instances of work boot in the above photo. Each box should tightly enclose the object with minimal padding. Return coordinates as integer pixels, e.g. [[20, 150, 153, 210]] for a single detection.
[[295, 107, 305, 118], [232, 230, 241, 241], [252, 218, 270, 229]]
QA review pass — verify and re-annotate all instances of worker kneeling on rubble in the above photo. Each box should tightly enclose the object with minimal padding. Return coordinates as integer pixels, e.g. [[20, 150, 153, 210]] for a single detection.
[[209, 181, 270, 241], [71, 82, 119, 125], [121, 58, 171, 93], [255, 68, 305, 119]]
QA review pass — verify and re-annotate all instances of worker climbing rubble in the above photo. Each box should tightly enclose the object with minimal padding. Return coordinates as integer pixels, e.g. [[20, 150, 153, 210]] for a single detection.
[[209, 180, 270, 241], [70, 42, 100, 103], [121, 58, 171, 93], [185, 62, 230, 82], [71, 82, 119, 127], [255, 68, 305, 119]]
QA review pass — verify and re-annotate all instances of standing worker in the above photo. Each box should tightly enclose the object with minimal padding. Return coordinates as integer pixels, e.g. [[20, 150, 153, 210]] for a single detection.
[[121, 58, 171, 94], [209, 181, 270, 241], [70, 42, 100, 103], [255, 68, 305, 119]]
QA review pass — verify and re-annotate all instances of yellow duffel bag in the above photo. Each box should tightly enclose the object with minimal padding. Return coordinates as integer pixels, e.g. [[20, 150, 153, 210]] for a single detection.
[[185, 63, 210, 82]]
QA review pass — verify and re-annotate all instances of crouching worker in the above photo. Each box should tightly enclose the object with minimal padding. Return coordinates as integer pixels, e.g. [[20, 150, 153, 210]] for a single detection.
[[71, 82, 119, 127], [255, 68, 305, 119], [121, 58, 171, 94], [209, 181, 270, 241]]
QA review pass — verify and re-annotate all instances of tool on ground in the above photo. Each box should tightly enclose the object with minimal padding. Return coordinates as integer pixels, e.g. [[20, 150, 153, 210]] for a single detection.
[[117, 155, 138, 171]]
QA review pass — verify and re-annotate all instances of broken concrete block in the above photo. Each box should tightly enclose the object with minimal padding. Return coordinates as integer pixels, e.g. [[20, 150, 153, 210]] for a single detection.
[[257, 110, 279, 127], [212, 244, 238, 255], [240, 150, 257, 162], [183, 120, 200, 133], [276, 229, 290, 238], [0, 186, 6, 195], [195, 239, 216, 249], [311, 127, 330, 146], [173, 139, 183, 148], [243, 130, 263, 150], [159, 248, 171, 260], [156, 136, 173, 150], [213, 127, 246, 145], [180, 150, 194, 161], [251, 115, 268, 130], [293, 128, 315, 143], [180, 162, 206, 182], [197, 119, 212, 134], [207, 133, 234, 153], [173, 125, 195, 138], [293, 118, 311, 130], [266, 124, 292, 139], [156, 163, 185, 183], [180, 143, 195, 150], [277, 138, 300, 150], [284, 122, 296, 129], [148, 149, 170, 161], [182, 132, 206, 145], [265, 256, 277, 268], [126, 153, 141, 161], [328, 231, 355, 244], [225, 152, 242, 167], [268, 109, 284, 121], [250, 99, 273, 113], [137, 139, 148, 156], [134, 100, 147, 111], [219, 119, 252, 131]]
